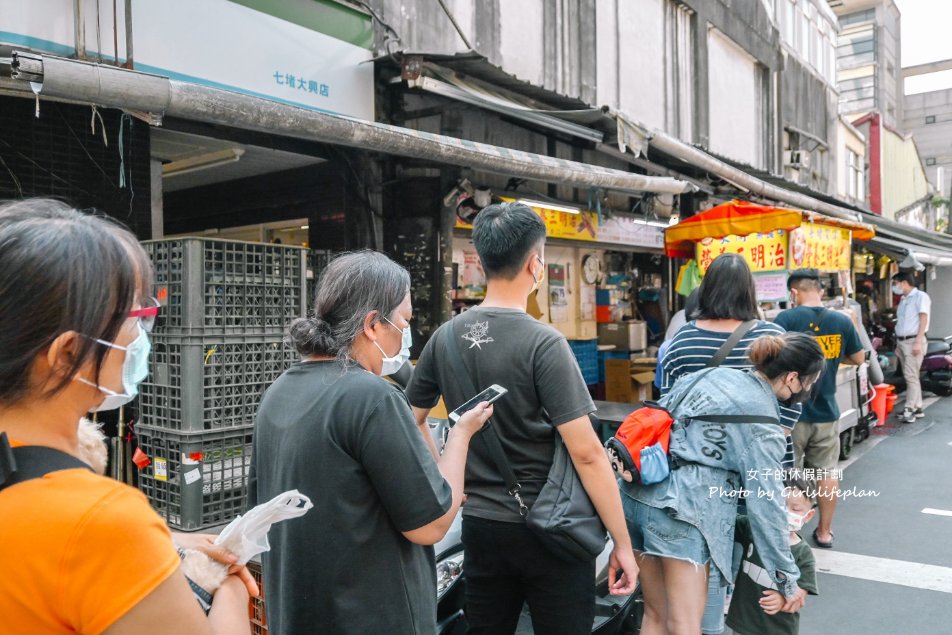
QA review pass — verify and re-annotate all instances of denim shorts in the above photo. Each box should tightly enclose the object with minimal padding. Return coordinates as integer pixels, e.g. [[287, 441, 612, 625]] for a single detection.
[[622, 494, 711, 568]]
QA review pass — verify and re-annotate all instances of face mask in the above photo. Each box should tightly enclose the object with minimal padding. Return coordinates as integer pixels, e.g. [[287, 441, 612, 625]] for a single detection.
[[530, 256, 545, 294], [892, 284, 903, 295], [780, 375, 812, 407], [788, 289, 799, 306], [76, 327, 151, 412], [374, 317, 412, 376], [787, 510, 809, 532]]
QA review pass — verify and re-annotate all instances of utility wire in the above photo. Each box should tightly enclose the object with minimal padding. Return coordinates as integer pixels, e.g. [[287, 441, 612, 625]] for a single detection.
[[435, 0, 474, 50]]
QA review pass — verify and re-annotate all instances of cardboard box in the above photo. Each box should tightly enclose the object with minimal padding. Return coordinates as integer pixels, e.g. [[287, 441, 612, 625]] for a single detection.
[[598, 321, 647, 351], [604, 358, 655, 403]]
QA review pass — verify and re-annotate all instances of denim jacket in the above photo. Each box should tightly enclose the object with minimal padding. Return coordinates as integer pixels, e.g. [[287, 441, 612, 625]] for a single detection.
[[621, 367, 801, 598]]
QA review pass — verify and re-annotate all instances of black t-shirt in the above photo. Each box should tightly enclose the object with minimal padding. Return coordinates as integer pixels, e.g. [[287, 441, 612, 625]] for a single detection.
[[406, 308, 596, 523], [774, 306, 863, 423], [726, 515, 818, 635], [248, 360, 452, 635]]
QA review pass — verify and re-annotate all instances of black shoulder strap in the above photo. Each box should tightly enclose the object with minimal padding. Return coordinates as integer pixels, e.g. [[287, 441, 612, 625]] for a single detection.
[[705, 319, 758, 368], [664, 319, 780, 425], [0, 432, 92, 493], [443, 318, 528, 516]]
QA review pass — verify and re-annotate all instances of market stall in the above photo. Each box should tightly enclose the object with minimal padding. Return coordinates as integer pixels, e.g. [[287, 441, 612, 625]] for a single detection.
[[665, 200, 875, 305], [664, 200, 880, 455], [453, 196, 670, 396]]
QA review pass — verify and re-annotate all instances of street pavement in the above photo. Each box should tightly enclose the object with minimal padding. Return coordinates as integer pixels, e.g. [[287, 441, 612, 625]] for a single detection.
[[799, 393, 952, 635]]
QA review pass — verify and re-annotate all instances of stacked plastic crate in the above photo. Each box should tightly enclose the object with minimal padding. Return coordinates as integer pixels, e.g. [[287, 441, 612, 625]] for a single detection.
[[567, 339, 599, 385], [137, 238, 306, 531]]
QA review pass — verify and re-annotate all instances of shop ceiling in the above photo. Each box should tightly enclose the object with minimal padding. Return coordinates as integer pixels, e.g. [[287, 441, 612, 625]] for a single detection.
[[151, 128, 324, 193]]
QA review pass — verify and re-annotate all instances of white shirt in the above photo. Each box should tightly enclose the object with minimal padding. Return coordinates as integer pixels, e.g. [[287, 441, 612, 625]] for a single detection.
[[896, 288, 931, 337]]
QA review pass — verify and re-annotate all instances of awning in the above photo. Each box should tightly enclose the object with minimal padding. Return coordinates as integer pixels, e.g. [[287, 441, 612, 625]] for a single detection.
[[857, 213, 952, 267], [664, 200, 876, 258], [7, 52, 695, 196]]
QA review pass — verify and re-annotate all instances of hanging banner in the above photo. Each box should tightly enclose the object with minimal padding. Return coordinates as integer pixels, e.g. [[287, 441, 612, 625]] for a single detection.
[[455, 202, 665, 248], [754, 273, 789, 302], [696, 230, 788, 274], [788, 224, 851, 271]]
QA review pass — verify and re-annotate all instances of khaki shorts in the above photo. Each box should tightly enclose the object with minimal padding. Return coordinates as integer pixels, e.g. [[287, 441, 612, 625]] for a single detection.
[[792, 421, 840, 473]]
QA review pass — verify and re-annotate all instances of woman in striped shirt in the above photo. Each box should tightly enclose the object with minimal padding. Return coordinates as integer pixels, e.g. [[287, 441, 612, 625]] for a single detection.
[[659, 253, 801, 635]]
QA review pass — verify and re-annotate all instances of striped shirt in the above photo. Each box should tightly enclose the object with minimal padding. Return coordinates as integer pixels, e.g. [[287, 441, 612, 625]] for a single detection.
[[660, 320, 801, 469]]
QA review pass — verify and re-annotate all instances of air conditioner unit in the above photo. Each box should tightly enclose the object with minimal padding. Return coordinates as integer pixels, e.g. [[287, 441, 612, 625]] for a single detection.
[[784, 150, 811, 169]]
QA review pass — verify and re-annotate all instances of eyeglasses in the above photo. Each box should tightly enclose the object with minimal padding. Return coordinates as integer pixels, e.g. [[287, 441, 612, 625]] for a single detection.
[[127, 297, 160, 332]]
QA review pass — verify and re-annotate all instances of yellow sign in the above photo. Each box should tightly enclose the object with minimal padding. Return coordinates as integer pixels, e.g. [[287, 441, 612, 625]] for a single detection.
[[695, 222, 851, 274], [789, 224, 851, 271], [455, 198, 599, 242], [696, 230, 788, 274]]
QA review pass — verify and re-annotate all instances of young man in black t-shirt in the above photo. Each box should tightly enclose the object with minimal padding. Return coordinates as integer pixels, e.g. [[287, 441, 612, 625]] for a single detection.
[[407, 202, 637, 635], [774, 268, 864, 550]]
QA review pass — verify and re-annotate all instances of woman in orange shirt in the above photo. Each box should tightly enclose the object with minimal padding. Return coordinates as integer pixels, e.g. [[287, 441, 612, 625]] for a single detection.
[[0, 199, 254, 634]]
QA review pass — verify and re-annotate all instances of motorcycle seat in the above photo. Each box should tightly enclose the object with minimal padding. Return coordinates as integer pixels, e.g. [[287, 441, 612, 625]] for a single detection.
[[926, 340, 950, 356]]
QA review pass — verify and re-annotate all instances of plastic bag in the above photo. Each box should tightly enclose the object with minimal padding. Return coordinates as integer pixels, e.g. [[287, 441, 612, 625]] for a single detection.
[[215, 489, 313, 565], [639, 443, 670, 485]]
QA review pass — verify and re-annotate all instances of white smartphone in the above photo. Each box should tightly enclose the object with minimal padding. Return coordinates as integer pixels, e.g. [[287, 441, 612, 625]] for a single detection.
[[448, 384, 508, 423]]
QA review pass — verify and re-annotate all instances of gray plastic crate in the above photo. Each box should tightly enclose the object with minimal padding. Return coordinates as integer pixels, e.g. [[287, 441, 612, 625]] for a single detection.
[[143, 238, 307, 333], [136, 424, 254, 531], [139, 333, 298, 432]]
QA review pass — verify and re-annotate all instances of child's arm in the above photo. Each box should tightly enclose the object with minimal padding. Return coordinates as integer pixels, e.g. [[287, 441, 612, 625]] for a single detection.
[[796, 546, 820, 596]]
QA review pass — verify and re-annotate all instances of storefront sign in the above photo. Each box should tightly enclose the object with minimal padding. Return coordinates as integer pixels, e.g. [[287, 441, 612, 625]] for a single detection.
[[789, 224, 851, 271], [597, 213, 666, 249], [696, 230, 788, 274], [455, 205, 665, 249], [754, 273, 789, 302], [0, 0, 374, 119]]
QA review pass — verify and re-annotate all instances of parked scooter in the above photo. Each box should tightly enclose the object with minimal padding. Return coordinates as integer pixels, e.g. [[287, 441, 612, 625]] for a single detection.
[[871, 333, 952, 398]]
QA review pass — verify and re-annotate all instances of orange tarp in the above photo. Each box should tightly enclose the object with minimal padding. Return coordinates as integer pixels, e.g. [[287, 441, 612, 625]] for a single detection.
[[664, 200, 875, 258], [664, 200, 802, 258]]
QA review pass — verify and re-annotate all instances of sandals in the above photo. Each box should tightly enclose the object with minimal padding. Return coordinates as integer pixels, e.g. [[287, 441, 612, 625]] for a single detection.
[[812, 529, 834, 549]]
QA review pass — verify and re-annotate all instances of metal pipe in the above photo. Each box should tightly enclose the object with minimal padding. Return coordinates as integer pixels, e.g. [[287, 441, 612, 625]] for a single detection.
[[74, 0, 86, 60], [112, 0, 118, 66], [10, 52, 695, 196], [648, 129, 864, 222], [123, 0, 133, 68]]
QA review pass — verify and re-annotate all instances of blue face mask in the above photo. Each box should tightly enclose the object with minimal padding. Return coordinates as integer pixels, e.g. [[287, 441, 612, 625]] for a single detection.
[[76, 326, 152, 411]]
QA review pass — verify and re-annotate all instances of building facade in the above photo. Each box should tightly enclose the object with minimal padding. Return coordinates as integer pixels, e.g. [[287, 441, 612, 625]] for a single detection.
[[830, 0, 903, 127], [904, 87, 952, 201]]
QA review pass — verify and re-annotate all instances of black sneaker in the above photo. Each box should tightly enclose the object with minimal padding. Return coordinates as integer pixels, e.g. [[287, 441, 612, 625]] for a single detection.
[[900, 409, 916, 424], [914, 408, 925, 419]]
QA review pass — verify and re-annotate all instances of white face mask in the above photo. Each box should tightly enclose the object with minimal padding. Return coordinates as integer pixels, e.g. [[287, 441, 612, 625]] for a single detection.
[[373, 317, 412, 376], [75, 327, 152, 412], [787, 510, 810, 532], [892, 284, 903, 295], [530, 255, 544, 294]]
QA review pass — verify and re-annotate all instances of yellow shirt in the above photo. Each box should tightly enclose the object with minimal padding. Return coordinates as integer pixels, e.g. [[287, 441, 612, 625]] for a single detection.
[[0, 442, 180, 634]]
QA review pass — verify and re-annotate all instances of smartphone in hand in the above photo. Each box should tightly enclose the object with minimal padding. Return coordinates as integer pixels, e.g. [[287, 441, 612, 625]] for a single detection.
[[448, 384, 508, 423]]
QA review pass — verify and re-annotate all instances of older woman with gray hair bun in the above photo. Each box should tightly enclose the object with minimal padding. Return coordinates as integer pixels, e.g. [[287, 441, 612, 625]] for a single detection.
[[249, 250, 492, 635]]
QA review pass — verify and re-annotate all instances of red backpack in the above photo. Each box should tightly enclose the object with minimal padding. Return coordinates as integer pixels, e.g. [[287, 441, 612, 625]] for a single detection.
[[604, 320, 758, 485]]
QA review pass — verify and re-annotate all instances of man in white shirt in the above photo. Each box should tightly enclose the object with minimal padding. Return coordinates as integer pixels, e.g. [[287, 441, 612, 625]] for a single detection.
[[892, 271, 932, 423]]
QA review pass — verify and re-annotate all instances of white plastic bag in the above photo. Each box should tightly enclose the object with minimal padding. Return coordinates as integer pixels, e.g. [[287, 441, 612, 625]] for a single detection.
[[215, 489, 313, 565]]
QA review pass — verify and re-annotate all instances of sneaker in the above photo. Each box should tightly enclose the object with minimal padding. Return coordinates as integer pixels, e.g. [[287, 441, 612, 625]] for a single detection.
[[900, 409, 916, 424], [914, 408, 925, 419]]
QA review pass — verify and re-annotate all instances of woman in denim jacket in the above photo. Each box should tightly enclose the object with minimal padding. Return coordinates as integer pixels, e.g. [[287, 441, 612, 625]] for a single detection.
[[623, 333, 824, 635]]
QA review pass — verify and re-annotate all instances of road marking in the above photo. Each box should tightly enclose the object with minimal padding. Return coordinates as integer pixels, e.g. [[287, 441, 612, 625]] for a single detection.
[[813, 550, 952, 594], [922, 508, 952, 518]]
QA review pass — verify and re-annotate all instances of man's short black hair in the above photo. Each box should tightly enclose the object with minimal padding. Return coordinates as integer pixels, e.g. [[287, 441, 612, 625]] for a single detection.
[[472, 202, 547, 280], [892, 271, 916, 286], [787, 268, 823, 292]]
